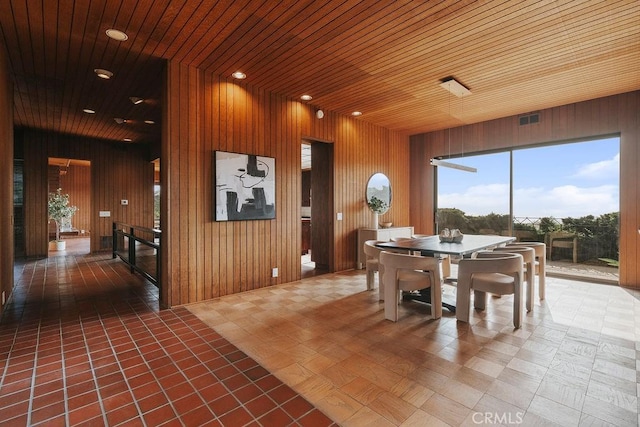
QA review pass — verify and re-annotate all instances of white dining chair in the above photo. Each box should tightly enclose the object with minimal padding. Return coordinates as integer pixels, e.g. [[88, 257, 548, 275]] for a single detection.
[[508, 242, 546, 300], [456, 251, 524, 328], [363, 240, 385, 291], [380, 251, 442, 322], [492, 246, 535, 312]]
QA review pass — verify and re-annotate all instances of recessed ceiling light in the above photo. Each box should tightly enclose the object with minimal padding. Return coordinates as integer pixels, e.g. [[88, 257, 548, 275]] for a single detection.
[[83, 108, 95, 114], [144, 120, 155, 125], [94, 68, 113, 79], [129, 96, 144, 105], [105, 29, 128, 41], [352, 111, 362, 116], [232, 71, 246, 79], [123, 138, 132, 142], [300, 94, 312, 101], [114, 117, 125, 124]]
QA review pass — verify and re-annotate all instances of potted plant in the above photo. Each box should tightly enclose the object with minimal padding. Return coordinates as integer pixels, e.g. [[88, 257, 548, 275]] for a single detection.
[[48, 188, 78, 251], [367, 195, 388, 229]]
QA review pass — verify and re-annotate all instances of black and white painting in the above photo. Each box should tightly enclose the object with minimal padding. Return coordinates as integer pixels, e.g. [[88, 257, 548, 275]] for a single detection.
[[215, 151, 275, 221]]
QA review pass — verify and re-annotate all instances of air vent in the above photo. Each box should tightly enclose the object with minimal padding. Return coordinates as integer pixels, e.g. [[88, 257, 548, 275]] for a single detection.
[[519, 113, 540, 126]]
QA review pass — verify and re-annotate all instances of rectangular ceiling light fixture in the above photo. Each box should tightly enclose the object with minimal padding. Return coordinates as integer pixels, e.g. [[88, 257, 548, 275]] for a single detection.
[[439, 78, 471, 98], [430, 158, 477, 173]]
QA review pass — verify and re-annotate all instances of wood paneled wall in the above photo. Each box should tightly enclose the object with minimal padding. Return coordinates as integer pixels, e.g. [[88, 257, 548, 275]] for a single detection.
[[21, 130, 155, 256], [162, 61, 411, 307], [410, 91, 639, 288], [0, 41, 13, 318]]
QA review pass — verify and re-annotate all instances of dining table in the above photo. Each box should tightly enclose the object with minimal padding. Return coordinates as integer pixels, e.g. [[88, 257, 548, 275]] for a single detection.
[[376, 234, 517, 313]]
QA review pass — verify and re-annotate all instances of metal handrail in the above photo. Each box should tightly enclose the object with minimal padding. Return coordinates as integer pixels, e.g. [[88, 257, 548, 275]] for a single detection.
[[112, 222, 161, 289]]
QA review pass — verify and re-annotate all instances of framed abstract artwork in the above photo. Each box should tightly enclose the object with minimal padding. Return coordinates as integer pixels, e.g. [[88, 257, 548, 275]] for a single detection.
[[214, 151, 276, 221]]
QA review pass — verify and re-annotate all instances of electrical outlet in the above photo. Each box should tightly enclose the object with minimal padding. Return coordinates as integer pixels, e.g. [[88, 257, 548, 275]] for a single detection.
[[272, 267, 278, 278]]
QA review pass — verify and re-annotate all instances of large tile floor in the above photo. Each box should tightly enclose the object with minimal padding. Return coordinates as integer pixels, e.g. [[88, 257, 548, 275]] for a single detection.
[[2, 242, 638, 426], [187, 270, 640, 426], [0, 252, 334, 426]]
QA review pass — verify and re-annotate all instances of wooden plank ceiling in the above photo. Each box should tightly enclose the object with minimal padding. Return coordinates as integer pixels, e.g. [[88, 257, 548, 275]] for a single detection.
[[1, 0, 638, 144]]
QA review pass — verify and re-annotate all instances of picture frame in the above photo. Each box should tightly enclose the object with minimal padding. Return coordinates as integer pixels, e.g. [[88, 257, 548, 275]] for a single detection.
[[214, 151, 276, 221]]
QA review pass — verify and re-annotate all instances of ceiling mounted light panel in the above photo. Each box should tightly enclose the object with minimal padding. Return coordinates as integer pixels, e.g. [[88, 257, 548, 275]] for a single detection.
[[94, 68, 113, 79], [105, 29, 128, 41], [232, 71, 246, 79], [439, 78, 471, 97]]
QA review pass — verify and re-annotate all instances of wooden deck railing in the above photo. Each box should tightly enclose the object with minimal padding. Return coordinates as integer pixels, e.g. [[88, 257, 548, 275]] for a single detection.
[[112, 222, 161, 289]]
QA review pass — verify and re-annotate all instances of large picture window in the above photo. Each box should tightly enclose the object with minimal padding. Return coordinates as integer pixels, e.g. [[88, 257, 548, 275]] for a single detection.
[[435, 136, 620, 269]]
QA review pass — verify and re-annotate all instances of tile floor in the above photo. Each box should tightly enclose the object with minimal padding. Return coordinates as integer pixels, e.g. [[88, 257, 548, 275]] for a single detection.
[[187, 270, 640, 426], [0, 253, 334, 426]]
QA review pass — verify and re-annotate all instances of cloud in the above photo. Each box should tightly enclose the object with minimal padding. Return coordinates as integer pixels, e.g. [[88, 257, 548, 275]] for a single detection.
[[440, 183, 618, 218], [572, 153, 619, 180]]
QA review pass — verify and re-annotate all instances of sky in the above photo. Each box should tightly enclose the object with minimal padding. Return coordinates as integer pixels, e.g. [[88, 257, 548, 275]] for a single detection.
[[437, 136, 620, 219]]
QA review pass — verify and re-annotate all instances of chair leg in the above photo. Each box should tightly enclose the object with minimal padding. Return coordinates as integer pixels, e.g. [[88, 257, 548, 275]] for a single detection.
[[538, 257, 546, 300], [430, 284, 442, 320], [384, 270, 399, 322], [474, 290, 487, 310], [366, 270, 375, 290], [513, 284, 524, 329], [455, 282, 470, 323], [441, 256, 451, 279], [526, 266, 534, 312]]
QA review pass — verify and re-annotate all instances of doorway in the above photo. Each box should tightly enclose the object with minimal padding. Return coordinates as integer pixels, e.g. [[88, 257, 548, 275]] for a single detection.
[[301, 140, 334, 278], [47, 158, 91, 256]]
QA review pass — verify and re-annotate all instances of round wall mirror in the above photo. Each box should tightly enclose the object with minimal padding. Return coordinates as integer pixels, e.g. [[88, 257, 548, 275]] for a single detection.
[[366, 173, 391, 215]]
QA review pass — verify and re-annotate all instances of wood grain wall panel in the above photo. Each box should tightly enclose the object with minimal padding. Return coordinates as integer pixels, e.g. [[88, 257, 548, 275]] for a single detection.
[[0, 42, 13, 318], [163, 61, 410, 306], [410, 91, 639, 288], [22, 130, 155, 257]]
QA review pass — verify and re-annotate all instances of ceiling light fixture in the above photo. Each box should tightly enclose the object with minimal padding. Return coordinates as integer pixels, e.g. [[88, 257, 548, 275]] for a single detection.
[[435, 76, 476, 173], [83, 108, 96, 114], [430, 158, 477, 173], [94, 68, 113, 79], [114, 117, 125, 124], [129, 96, 144, 105], [232, 71, 246, 79], [105, 29, 128, 41], [144, 120, 155, 125], [300, 94, 312, 101], [439, 77, 471, 98], [352, 111, 362, 116], [316, 109, 324, 119], [123, 138, 132, 142]]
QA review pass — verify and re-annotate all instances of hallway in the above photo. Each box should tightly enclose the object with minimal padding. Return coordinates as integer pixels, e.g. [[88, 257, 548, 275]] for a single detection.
[[0, 253, 333, 426]]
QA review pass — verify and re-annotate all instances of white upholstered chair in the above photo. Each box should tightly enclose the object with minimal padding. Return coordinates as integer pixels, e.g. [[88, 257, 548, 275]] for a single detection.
[[379, 251, 442, 322], [507, 242, 546, 300], [456, 252, 524, 328], [491, 246, 535, 312], [363, 240, 385, 291]]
